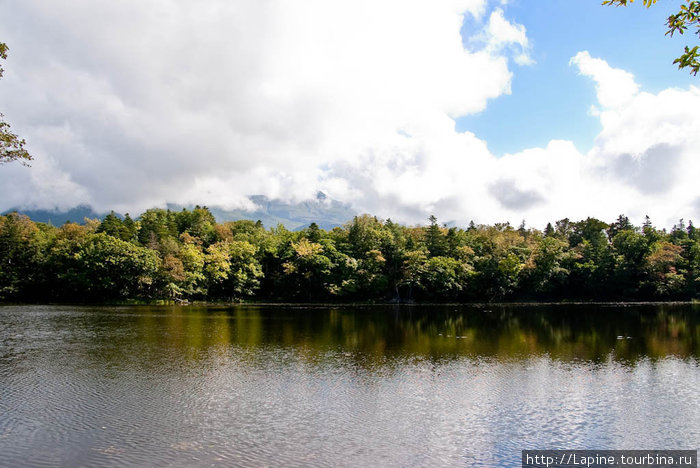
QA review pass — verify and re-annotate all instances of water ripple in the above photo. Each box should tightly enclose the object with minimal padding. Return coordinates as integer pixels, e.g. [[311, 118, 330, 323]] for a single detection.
[[0, 304, 698, 467]]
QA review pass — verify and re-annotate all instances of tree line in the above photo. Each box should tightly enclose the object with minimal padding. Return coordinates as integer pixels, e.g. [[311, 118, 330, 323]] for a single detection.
[[0, 207, 698, 303]]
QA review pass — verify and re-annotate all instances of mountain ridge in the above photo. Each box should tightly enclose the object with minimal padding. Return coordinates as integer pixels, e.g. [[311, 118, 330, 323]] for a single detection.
[[3, 192, 356, 230]]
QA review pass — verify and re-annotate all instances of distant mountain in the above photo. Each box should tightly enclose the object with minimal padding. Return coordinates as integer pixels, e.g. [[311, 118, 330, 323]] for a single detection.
[[170, 192, 356, 230], [4, 193, 356, 230], [1, 204, 109, 225]]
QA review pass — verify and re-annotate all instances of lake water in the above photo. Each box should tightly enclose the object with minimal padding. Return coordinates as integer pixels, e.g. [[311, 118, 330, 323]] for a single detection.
[[0, 304, 698, 467]]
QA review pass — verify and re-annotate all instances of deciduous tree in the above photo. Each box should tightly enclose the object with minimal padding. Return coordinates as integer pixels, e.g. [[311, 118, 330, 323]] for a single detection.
[[0, 42, 32, 165]]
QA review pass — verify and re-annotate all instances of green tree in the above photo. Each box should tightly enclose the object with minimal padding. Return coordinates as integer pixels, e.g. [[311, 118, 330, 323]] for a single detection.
[[421, 256, 472, 300], [522, 236, 571, 297], [174, 206, 216, 245], [684, 237, 700, 295], [204, 240, 263, 299], [380, 219, 410, 301], [49, 232, 159, 300], [424, 215, 447, 257], [138, 208, 177, 249], [466, 225, 531, 300], [346, 215, 387, 258], [96, 211, 133, 241], [544, 222, 555, 237], [348, 248, 388, 298], [226, 240, 264, 298], [642, 215, 662, 244], [121, 214, 138, 242], [607, 214, 635, 241], [603, 0, 700, 75], [611, 229, 650, 296], [280, 237, 336, 301], [0, 213, 43, 298], [566, 219, 610, 298], [305, 222, 322, 243], [400, 248, 429, 300], [175, 240, 207, 297], [0, 42, 32, 165]]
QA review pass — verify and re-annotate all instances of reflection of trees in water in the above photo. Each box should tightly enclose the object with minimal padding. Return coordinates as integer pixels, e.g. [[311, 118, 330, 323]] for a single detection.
[[124, 304, 700, 365]]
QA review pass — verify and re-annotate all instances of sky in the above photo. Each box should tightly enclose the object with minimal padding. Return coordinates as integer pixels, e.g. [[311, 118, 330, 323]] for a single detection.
[[1, 0, 699, 228]]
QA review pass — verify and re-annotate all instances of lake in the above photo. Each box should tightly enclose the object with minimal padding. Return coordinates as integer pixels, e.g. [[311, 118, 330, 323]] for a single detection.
[[0, 304, 698, 467]]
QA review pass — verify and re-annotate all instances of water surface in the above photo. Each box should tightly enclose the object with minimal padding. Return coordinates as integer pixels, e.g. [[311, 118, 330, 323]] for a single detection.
[[0, 304, 698, 467]]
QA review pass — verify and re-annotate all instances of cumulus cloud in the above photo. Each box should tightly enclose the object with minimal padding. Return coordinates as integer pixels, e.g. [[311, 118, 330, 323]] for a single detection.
[[570, 51, 639, 110], [319, 52, 700, 228], [1, 2, 699, 229], [485, 8, 533, 66], [605, 144, 682, 195], [0, 0, 512, 213], [488, 179, 544, 211], [505, 55, 700, 227], [564, 53, 699, 225]]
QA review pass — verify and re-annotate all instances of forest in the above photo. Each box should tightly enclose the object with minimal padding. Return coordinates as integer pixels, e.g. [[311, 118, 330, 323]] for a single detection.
[[0, 207, 698, 303]]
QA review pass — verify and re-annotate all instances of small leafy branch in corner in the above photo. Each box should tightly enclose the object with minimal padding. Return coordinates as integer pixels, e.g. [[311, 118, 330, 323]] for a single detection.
[[0, 42, 32, 165], [603, 0, 700, 75]]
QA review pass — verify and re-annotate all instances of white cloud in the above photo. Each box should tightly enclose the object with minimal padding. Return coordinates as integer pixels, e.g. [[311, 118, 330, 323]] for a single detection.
[[570, 51, 638, 109], [485, 8, 533, 66], [320, 52, 700, 228], [587, 84, 700, 225], [498, 54, 700, 227], [1, 3, 698, 229], [1, 0, 510, 213]]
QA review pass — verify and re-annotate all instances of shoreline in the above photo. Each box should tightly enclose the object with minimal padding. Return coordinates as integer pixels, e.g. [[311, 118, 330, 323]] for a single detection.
[[2, 299, 699, 308]]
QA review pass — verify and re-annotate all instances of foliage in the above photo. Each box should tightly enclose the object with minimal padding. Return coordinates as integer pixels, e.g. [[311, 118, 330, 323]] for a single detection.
[[205, 240, 263, 299], [0, 213, 43, 299], [48, 231, 160, 300], [0, 42, 32, 165], [1, 208, 700, 302]]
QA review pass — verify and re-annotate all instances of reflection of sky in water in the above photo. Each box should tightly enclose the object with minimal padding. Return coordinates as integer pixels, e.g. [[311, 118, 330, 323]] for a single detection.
[[0, 304, 698, 467]]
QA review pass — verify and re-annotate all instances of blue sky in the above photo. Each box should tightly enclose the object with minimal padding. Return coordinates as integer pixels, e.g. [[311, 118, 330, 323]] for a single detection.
[[458, 0, 697, 155], [1, 0, 699, 227]]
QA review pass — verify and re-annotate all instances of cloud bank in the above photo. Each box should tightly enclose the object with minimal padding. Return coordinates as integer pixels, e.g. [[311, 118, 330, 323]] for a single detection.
[[0, 1, 698, 227]]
